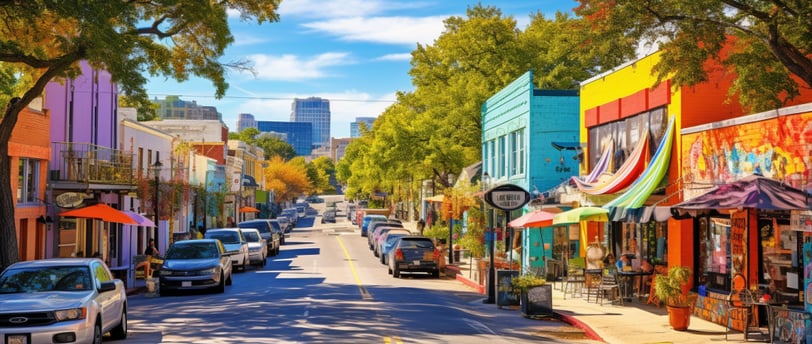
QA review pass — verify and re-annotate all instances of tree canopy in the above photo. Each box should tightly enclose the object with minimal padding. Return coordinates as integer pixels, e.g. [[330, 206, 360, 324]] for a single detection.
[[337, 4, 634, 203], [0, 1, 281, 269], [574, 0, 812, 112]]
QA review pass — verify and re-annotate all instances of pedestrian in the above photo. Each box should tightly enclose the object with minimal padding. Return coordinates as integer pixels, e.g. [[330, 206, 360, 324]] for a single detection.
[[136, 239, 160, 278], [417, 219, 425, 235]]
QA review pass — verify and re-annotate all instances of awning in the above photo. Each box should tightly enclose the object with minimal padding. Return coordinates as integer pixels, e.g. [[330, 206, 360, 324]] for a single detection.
[[604, 115, 676, 209], [425, 195, 444, 203], [60, 203, 139, 225], [577, 143, 613, 184], [239, 206, 260, 213], [672, 175, 812, 217], [571, 129, 649, 195], [242, 175, 259, 187], [122, 210, 156, 227], [552, 141, 582, 151], [552, 207, 609, 225], [508, 210, 557, 228], [609, 206, 673, 223]]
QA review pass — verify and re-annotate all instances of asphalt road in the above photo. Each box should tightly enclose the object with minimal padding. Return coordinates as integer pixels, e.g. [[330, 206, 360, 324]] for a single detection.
[[116, 199, 596, 344]]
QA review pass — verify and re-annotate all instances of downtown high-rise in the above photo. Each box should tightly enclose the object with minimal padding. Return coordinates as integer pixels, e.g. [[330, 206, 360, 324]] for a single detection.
[[291, 97, 330, 149]]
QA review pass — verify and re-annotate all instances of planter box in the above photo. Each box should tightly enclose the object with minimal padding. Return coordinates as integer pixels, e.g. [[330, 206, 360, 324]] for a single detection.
[[521, 285, 553, 318]]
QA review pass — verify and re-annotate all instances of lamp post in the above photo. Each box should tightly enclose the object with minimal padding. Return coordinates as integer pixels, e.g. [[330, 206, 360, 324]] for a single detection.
[[151, 155, 162, 241], [482, 172, 496, 304]]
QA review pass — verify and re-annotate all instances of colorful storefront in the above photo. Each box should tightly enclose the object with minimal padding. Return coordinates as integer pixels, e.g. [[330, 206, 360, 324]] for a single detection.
[[678, 104, 812, 342]]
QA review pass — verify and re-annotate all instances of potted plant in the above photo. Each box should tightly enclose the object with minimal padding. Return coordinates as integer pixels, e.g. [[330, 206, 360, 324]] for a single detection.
[[509, 274, 551, 318], [654, 266, 693, 331]]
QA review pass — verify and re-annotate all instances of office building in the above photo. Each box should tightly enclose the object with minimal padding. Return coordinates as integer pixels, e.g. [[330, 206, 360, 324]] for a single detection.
[[153, 95, 220, 120], [291, 97, 330, 149], [257, 121, 313, 156], [236, 113, 257, 132], [350, 117, 376, 137]]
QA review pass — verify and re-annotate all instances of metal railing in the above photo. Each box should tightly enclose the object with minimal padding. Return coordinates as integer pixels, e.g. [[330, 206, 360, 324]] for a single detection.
[[50, 142, 135, 185]]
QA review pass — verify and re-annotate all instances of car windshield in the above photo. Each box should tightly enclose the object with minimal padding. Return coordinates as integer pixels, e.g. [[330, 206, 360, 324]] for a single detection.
[[0, 266, 92, 293], [166, 243, 219, 259], [385, 234, 407, 246], [208, 232, 240, 244], [242, 231, 261, 242]]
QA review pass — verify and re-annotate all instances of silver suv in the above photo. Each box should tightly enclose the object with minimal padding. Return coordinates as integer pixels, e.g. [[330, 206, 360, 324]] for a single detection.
[[205, 228, 250, 271]]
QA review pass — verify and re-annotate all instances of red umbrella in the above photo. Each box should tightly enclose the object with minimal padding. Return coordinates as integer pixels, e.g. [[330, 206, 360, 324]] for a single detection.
[[59, 204, 139, 225], [508, 210, 557, 228]]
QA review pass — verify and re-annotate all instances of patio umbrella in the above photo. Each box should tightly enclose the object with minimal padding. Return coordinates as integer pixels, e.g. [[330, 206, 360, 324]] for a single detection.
[[59, 203, 139, 225], [552, 207, 609, 225], [122, 210, 156, 227], [238, 206, 260, 213], [508, 210, 557, 228]]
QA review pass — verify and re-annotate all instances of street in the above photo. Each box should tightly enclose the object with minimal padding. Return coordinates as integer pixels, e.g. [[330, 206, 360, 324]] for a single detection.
[[116, 202, 594, 344]]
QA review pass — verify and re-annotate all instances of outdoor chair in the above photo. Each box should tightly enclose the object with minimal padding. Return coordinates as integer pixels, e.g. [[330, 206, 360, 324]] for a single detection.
[[726, 274, 766, 341], [597, 268, 623, 305], [563, 257, 585, 300]]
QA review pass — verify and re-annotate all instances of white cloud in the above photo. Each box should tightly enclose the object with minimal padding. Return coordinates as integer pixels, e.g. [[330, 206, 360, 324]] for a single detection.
[[302, 16, 448, 46], [375, 53, 412, 61], [278, 0, 431, 19], [245, 52, 353, 81]]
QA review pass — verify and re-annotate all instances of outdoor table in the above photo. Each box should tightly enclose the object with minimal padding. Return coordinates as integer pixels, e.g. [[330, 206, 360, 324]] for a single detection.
[[583, 269, 603, 301], [618, 270, 653, 301]]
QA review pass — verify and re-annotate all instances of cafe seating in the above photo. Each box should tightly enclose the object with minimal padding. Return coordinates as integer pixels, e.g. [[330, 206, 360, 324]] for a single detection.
[[563, 257, 585, 300], [726, 273, 765, 342], [597, 268, 623, 305]]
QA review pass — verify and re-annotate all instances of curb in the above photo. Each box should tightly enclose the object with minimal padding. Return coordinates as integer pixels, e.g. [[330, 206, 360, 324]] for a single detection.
[[455, 274, 486, 294], [554, 311, 604, 342]]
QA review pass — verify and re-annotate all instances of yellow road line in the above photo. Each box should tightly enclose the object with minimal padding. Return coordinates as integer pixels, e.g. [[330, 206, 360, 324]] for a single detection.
[[336, 236, 372, 300], [383, 336, 403, 344]]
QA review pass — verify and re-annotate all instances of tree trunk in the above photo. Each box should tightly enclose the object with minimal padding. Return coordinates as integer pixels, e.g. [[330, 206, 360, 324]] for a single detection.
[[0, 98, 23, 270]]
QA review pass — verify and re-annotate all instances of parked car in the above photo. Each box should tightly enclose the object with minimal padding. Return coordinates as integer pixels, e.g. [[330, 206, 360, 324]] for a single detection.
[[322, 208, 337, 223], [240, 228, 268, 268], [204, 228, 250, 271], [294, 202, 308, 218], [276, 215, 291, 233], [238, 219, 283, 251], [0, 258, 128, 343], [374, 228, 412, 258], [306, 195, 324, 203], [380, 232, 411, 265], [360, 214, 388, 237], [280, 208, 298, 230], [368, 221, 404, 249], [387, 236, 440, 278], [347, 204, 356, 221], [159, 239, 233, 295]]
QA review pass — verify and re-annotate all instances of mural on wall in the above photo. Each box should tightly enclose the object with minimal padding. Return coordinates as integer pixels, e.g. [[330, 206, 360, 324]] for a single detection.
[[682, 112, 812, 196]]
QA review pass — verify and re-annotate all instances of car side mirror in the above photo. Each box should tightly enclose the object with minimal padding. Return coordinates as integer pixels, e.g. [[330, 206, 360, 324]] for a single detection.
[[99, 281, 117, 293]]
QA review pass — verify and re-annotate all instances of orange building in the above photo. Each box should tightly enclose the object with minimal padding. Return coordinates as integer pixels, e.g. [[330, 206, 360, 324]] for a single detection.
[[10, 102, 51, 261]]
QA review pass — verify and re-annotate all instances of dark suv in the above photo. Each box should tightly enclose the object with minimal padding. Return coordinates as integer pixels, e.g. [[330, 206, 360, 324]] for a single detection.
[[237, 219, 282, 255]]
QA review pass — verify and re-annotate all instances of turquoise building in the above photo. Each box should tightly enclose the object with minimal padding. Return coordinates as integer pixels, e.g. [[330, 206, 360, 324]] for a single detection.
[[481, 70, 580, 270]]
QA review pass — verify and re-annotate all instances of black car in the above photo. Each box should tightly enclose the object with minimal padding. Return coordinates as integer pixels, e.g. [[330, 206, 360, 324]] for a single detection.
[[159, 239, 234, 295], [322, 209, 336, 223]]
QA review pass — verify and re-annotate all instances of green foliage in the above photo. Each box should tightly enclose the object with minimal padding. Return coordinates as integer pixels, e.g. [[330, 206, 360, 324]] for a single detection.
[[654, 266, 692, 306], [574, 0, 812, 112], [422, 223, 448, 241]]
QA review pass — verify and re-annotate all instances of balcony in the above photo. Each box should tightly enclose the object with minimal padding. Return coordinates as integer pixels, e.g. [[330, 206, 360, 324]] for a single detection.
[[50, 142, 135, 186]]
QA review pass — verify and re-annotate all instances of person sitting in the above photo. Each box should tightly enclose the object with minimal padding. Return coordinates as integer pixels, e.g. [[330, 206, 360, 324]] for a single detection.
[[616, 254, 630, 271], [135, 239, 159, 278]]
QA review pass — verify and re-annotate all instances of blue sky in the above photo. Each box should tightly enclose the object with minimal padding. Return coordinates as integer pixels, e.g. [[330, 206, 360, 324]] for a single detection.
[[145, 0, 579, 137]]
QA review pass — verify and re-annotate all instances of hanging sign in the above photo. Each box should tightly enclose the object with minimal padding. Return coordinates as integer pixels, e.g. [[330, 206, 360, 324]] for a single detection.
[[484, 184, 530, 211]]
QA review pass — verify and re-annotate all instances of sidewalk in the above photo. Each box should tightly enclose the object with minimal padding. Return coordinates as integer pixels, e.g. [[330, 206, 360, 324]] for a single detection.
[[450, 263, 759, 344]]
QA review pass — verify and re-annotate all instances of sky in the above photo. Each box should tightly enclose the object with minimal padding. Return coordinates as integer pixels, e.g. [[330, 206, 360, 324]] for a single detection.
[[144, 0, 579, 138]]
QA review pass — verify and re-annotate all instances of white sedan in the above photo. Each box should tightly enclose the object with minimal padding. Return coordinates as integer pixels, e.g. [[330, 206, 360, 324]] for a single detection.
[[0, 258, 128, 344]]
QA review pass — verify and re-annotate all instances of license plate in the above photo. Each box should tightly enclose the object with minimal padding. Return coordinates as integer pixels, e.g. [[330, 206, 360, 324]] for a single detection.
[[182, 281, 191, 287], [8, 334, 28, 344], [413, 260, 421, 265]]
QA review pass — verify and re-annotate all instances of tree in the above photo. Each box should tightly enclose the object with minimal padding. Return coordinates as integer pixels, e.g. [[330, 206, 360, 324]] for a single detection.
[[307, 156, 336, 195], [574, 0, 812, 112], [0, 1, 281, 269], [264, 156, 311, 204], [256, 134, 296, 161]]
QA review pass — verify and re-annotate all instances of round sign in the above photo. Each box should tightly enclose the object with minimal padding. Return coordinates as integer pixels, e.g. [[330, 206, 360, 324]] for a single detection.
[[484, 184, 530, 211]]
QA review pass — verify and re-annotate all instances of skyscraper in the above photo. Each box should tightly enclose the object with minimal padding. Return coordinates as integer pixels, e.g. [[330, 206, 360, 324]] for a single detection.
[[257, 121, 313, 156], [236, 113, 257, 132], [291, 97, 330, 149], [350, 117, 376, 137]]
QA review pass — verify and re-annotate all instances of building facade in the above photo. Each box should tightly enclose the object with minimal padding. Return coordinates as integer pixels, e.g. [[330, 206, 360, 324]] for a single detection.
[[257, 121, 313, 156], [291, 97, 330, 149], [350, 117, 376, 137], [236, 113, 257, 132], [154, 95, 220, 120]]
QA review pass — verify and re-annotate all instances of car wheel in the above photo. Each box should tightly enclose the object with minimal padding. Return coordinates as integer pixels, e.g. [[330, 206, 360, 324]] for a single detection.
[[393, 267, 400, 278], [216, 272, 226, 293], [226, 271, 233, 286], [92, 320, 102, 344], [110, 308, 128, 340], [379, 255, 385, 265], [432, 270, 441, 278], [388, 266, 392, 275]]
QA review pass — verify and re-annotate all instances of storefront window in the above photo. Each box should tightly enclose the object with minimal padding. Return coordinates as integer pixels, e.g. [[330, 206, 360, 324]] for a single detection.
[[759, 211, 800, 304], [697, 217, 732, 291], [644, 222, 668, 265]]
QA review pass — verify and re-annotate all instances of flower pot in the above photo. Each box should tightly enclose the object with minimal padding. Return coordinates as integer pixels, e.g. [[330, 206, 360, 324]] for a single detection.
[[666, 304, 691, 331]]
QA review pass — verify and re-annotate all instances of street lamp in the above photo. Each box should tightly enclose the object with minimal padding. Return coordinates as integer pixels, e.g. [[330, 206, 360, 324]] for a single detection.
[[482, 172, 497, 304], [151, 155, 162, 242]]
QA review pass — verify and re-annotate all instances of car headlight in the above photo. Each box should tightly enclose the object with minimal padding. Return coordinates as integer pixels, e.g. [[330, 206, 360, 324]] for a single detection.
[[199, 267, 219, 274], [54, 308, 86, 321], [159, 269, 173, 276], [249, 247, 261, 252]]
